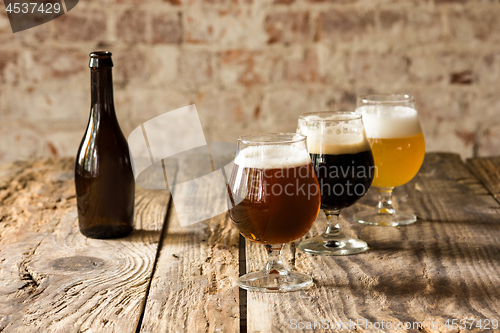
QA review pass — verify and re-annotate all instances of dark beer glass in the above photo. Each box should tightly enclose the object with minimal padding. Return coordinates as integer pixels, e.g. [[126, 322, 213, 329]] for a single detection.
[[297, 112, 374, 255], [228, 133, 321, 292]]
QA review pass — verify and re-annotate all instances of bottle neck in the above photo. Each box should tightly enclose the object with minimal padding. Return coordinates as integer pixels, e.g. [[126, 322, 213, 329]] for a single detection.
[[91, 68, 115, 117]]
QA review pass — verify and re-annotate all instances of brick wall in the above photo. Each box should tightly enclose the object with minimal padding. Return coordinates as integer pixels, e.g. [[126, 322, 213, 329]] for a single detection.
[[0, 0, 499, 164]]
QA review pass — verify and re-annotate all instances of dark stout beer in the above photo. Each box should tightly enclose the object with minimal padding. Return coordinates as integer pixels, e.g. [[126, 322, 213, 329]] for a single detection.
[[295, 112, 373, 256], [228, 145, 321, 245], [310, 150, 374, 211], [75, 52, 135, 239]]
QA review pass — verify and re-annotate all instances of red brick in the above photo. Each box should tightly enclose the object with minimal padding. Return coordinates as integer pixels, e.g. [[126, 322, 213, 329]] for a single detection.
[[1, 83, 89, 121], [375, 7, 442, 44], [202, 0, 252, 4], [469, 91, 500, 125], [113, 50, 151, 84], [318, 9, 375, 42], [196, 89, 256, 131], [147, 46, 179, 84], [379, 8, 406, 30], [54, 9, 107, 42], [478, 52, 500, 86], [152, 12, 182, 44], [334, 91, 357, 111], [434, 0, 468, 3], [264, 12, 310, 44], [165, 0, 182, 5], [408, 50, 476, 85], [115, 0, 159, 3], [41, 121, 89, 159], [406, 7, 443, 43], [348, 51, 408, 88], [306, 0, 355, 3], [184, 8, 260, 45], [0, 120, 45, 162], [179, 50, 213, 84], [478, 123, 500, 157], [129, 87, 192, 122], [219, 50, 281, 87], [22, 48, 87, 84], [260, 87, 330, 130], [410, 88, 475, 157], [285, 49, 321, 83], [117, 9, 147, 43], [113, 46, 179, 85], [196, 89, 260, 143], [113, 86, 134, 136], [449, 6, 500, 43]]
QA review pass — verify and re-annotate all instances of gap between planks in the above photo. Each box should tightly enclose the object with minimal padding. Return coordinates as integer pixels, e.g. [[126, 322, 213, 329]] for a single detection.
[[135, 195, 175, 333]]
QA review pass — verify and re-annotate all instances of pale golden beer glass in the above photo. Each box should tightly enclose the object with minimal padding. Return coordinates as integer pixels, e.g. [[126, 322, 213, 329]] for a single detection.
[[353, 95, 425, 226]]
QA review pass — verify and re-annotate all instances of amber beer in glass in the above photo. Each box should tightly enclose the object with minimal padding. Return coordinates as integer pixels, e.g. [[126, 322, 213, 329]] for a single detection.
[[353, 94, 425, 226], [228, 133, 321, 292]]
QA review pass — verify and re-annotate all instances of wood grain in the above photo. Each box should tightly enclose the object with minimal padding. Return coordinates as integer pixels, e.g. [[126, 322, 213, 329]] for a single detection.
[[0, 158, 170, 332], [139, 154, 241, 332], [245, 153, 500, 333], [467, 156, 500, 204]]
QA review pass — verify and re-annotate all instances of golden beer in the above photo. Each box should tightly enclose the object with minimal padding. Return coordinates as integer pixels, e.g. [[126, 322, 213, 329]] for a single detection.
[[354, 95, 425, 226], [358, 105, 425, 188], [369, 133, 425, 188]]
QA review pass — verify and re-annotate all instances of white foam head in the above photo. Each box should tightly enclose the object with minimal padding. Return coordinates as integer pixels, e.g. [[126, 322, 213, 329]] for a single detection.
[[298, 115, 371, 155], [356, 106, 422, 139], [234, 145, 311, 169]]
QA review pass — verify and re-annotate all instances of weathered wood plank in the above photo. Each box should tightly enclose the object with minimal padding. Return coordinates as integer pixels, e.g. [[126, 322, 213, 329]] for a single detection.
[[467, 156, 500, 204], [139, 154, 240, 332], [245, 153, 500, 332], [0, 158, 170, 332]]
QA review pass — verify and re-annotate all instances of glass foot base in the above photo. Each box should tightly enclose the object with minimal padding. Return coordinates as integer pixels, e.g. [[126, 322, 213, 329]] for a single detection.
[[237, 269, 313, 292], [298, 233, 369, 256], [353, 210, 417, 226]]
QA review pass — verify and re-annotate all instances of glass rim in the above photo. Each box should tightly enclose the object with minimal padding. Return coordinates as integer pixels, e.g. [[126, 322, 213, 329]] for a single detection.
[[298, 111, 362, 122], [237, 132, 306, 145], [357, 94, 415, 104]]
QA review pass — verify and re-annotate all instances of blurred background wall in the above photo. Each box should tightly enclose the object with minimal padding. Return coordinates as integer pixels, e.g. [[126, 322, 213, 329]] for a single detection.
[[0, 0, 499, 164]]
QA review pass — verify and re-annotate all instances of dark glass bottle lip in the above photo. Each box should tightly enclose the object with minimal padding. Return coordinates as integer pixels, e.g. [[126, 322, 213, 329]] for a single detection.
[[89, 51, 113, 68]]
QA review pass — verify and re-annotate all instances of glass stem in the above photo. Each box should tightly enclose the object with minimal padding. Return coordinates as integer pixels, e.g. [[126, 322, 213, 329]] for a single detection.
[[323, 210, 342, 237], [265, 244, 286, 274], [378, 187, 395, 214]]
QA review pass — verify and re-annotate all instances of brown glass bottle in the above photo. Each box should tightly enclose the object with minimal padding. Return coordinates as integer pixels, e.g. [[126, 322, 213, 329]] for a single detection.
[[75, 51, 135, 238]]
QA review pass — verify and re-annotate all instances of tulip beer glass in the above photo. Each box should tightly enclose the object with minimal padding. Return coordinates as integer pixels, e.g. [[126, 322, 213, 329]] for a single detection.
[[353, 94, 425, 226], [228, 133, 321, 292], [297, 112, 374, 256]]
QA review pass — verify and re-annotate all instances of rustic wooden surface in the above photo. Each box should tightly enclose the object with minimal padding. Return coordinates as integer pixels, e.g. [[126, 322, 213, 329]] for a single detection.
[[139, 154, 240, 333], [245, 153, 500, 332], [0, 158, 170, 332], [1, 153, 500, 332], [467, 156, 500, 204]]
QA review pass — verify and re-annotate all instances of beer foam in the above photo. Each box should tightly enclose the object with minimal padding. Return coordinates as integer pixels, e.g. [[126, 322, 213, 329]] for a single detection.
[[298, 118, 371, 155], [356, 106, 423, 139], [234, 145, 311, 169]]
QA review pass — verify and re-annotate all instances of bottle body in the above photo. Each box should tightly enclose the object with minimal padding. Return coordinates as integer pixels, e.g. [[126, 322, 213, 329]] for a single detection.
[[75, 52, 135, 239]]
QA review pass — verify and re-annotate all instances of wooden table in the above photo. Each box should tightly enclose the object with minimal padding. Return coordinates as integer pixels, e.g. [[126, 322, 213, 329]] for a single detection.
[[1, 153, 500, 332]]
